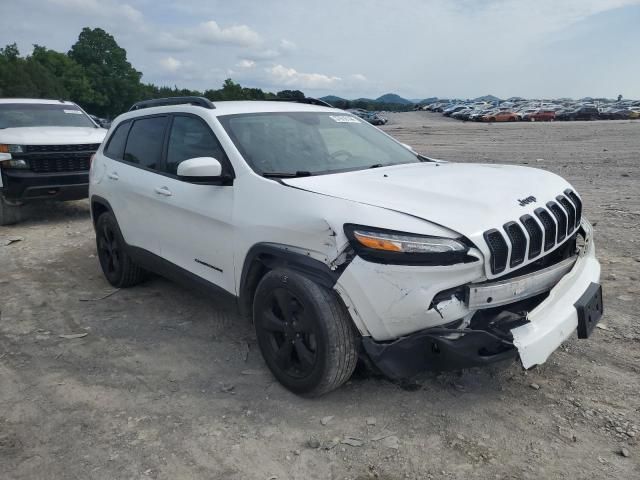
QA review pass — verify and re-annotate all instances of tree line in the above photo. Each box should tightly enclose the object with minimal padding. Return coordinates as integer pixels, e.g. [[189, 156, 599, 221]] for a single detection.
[[0, 28, 306, 119]]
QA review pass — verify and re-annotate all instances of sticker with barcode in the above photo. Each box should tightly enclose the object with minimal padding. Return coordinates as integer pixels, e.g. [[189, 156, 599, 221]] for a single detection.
[[63, 109, 83, 114], [329, 115, 360, 123]]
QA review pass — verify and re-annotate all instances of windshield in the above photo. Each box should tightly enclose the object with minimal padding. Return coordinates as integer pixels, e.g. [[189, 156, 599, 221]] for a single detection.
[[0, 103, 96, 129], [218, 112, 421, 176]]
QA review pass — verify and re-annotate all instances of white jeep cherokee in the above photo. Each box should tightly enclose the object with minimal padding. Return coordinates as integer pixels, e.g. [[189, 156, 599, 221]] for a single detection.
[[0, 98, 107, 225], [89, 96, 603, 396]]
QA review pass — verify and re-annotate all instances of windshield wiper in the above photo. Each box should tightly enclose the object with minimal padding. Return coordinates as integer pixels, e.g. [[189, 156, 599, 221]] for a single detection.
[[261, 171, 312, 178], [368, 163, 384, 169]]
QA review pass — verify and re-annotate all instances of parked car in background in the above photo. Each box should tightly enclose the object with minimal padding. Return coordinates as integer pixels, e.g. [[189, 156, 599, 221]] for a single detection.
[[598, 108, 630, 120], [89, 114, 112, 129], [483, 111, 519, 122], [523, 110, 556, 122], [628, 107, 640, 119], [0, 98, 107, 225], [556, 106, 599, 121]]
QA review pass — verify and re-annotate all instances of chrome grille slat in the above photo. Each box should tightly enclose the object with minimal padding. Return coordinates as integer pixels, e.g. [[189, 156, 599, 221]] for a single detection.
[[547, 201, 567, 242], [504, 221, 527, 267], [520, 214, 543, 259], [535, 207, 556, 251], [564, 189, 582, 229]]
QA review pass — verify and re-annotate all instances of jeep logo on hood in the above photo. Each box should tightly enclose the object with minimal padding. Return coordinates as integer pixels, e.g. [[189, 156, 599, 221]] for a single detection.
[[518, 196, 537, 206]]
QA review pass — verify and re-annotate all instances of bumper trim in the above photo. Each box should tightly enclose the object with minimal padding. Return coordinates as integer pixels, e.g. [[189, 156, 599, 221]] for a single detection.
[[362, 328, 516, 379], [467, 255, 577, 309]]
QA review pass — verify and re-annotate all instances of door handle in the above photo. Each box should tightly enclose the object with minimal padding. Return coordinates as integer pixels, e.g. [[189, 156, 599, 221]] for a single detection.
[[107, 172, 119, 180], [154, 186, 172, 196]]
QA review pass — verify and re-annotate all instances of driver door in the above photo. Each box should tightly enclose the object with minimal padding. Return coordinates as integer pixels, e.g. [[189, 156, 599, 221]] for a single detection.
[[153, 114, 236, 294]]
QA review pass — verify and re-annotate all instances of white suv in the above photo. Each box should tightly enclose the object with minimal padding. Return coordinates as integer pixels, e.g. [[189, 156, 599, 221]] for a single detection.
[[89, 96, 603, 396]]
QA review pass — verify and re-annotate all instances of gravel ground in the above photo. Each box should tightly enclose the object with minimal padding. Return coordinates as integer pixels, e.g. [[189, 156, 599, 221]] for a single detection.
[[1, 112, 639, 479]]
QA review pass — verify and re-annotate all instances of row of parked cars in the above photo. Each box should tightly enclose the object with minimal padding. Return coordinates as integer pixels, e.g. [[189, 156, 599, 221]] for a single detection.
[[346, 108, 388, 125], [422, 99, 640, 122]]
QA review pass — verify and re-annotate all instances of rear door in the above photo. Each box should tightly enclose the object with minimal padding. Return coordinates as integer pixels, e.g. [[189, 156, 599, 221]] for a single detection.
[[105, 115, 169, 254], [152, 114, 236, 293]]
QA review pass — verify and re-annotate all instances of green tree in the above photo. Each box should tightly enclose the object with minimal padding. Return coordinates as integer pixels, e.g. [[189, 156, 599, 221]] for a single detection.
[[68, 27, 142, 117]]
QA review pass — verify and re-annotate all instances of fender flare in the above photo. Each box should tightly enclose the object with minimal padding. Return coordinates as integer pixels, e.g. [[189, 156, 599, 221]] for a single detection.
[[90, 195, 115, 227], [238, 243, 344, 319]]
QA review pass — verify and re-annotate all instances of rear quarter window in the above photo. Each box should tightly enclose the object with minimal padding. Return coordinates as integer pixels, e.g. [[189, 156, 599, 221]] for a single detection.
[[103, 121, 131, 160]]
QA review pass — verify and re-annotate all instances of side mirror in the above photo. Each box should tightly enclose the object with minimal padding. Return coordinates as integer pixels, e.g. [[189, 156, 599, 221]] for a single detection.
[[177, 157, 222, 178], [177, 157, 232, 185]]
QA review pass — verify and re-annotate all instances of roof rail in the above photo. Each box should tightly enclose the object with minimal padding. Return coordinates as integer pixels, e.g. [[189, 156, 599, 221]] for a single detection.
[[129, 96, 215, 111], [269, 97, 333, 108]]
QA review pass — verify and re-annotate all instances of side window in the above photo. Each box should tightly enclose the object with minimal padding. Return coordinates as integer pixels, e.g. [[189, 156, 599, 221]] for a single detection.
[[123, 116, 168, 170], [166, 116, 227, 175], [104, 121, 130, 160]]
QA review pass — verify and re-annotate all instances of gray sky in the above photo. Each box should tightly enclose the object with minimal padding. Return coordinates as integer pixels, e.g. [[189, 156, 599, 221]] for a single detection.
[[2, 0, 639, 99]]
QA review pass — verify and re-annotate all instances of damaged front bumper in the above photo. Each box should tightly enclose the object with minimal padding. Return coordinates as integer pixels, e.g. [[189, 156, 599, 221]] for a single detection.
[[345, 221, 601, 379]]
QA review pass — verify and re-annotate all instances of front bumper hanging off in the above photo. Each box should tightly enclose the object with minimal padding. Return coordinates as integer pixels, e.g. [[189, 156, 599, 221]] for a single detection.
[[361, 221, 602, 379]]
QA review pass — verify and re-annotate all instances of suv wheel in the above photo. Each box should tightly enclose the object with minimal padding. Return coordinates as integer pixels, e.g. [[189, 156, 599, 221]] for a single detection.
[[96, 212, 146, 288], [253, 268, 358, 397], [0, 196, 24, 226]]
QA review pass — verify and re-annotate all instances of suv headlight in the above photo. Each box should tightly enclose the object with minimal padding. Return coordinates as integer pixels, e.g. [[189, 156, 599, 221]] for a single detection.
[[0, 144, 25, 154], [344, 224, 475, 266]]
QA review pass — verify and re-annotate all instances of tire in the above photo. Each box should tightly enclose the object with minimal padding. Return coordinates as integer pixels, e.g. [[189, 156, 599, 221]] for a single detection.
[[0, 196, 24, 226], [253, 268, 358, 397], [95, 212, 146, 288]]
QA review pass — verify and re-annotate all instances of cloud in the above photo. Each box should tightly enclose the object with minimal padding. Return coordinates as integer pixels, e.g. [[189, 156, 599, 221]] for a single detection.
[[236, 59, 256, 68], [194, 20, 261, 47], [47, 0, 143, 23], [159, 56, 182, 72], [266, 64, 341, 89]]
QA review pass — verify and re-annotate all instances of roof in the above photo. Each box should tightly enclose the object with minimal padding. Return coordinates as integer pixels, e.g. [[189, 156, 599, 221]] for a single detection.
[[0, 98, 78, 105], [114, 100, 341, 124]]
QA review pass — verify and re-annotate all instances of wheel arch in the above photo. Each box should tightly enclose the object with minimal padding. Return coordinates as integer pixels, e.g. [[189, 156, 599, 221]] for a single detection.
[[238, 243, 343, 321], [90, 195, 114, 228]]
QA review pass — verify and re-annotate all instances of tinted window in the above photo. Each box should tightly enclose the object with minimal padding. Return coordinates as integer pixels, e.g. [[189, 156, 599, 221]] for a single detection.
[[123, 116, 167, 169], [104, 121, 130, 160], [166, 116, 226, 175]]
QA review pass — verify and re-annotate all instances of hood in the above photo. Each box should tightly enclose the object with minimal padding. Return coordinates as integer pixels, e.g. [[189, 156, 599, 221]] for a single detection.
[[0, 126, 107, 145], [282, 162, 573, 241]]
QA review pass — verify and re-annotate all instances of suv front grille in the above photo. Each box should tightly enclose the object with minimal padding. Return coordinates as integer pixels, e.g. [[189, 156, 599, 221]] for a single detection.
[[22, 144, 100, 173], [25, 144, 100, 153], [483, 190, 582, 275]]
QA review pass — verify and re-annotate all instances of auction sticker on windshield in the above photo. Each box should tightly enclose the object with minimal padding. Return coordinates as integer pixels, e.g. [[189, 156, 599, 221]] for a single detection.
[[63, 109, 83, 114], [330, 115, 360, 123]]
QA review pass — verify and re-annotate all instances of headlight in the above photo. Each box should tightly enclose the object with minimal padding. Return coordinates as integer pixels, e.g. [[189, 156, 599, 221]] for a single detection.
[[344, 224, 475, 266], [0, 144, 25, 154], [0, 159, 29, 169]]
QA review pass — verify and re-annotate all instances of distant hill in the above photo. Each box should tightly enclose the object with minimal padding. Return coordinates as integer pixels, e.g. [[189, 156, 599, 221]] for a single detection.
[[319, 95, 346, 104], [376, 93, 413, 105], [474, 94, 501, 102]]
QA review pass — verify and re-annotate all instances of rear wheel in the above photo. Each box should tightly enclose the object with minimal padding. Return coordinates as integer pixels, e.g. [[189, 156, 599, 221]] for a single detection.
[[0, 196, 24, 226], [96, 212, 146, 288], [253, 268, 358, 397]]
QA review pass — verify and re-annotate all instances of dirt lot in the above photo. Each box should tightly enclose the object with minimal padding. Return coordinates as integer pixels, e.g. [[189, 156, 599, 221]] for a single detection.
[[1, 112, 639, 479]]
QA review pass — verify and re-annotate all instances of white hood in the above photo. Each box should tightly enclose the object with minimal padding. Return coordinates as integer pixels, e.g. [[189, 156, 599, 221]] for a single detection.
[[0, 126, 107, 145], [282, 162, 573, 241]]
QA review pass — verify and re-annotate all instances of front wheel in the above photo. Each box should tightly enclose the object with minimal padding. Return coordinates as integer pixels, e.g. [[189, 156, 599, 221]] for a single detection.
[[0, 196, 24, 226], [253, 268, 358, 397]]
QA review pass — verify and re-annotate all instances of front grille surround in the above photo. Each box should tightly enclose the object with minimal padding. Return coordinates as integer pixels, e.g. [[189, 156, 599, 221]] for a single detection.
[[483, 190, 582, 276]]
